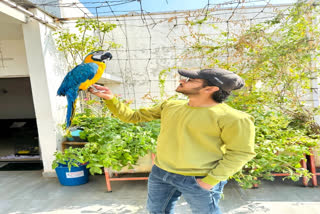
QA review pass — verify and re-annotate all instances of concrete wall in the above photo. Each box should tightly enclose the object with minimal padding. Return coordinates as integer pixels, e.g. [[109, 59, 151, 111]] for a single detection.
[[62, 5, 292, 108], [0, 40, 29, 77], [0, 21, 35, 119], [0, 4, 68, 175], [22, 8, 67, 176]]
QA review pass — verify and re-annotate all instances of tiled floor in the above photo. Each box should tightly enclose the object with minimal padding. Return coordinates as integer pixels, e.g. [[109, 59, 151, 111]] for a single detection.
[[0, 170, 320, 214]]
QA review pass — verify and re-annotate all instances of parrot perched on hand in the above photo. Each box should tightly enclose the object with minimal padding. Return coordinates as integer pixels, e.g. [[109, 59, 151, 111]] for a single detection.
[[57, 50, 112, 128]]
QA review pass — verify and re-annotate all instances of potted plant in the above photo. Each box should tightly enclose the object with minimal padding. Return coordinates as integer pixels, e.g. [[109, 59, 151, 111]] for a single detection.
[[69, 102, 160, 175], [66, 127, 87, 142], [52, 146, 90, 186]]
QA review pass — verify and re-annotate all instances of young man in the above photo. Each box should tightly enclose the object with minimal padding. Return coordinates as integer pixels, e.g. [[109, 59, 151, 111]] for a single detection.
[[89, 68, 256, 214]]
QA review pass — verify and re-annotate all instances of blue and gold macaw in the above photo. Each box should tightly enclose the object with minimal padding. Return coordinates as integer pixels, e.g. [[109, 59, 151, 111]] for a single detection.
[[57, 50, 112, 128]]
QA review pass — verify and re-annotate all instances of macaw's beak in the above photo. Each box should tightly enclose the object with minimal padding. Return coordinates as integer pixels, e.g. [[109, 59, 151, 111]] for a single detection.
[[101, 52, 112, 61], [91, 51, 112, 62]]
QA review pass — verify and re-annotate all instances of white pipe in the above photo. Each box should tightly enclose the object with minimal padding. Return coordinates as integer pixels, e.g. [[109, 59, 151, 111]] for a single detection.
[[1, 0, 58, 29]]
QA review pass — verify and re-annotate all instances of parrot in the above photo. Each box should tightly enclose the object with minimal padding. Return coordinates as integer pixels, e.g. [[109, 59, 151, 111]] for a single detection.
[[57, 50, 112, 128]]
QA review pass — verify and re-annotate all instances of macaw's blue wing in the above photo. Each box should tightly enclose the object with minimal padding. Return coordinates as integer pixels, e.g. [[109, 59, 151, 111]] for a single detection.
[[57, 63, 99, 128], [57, 63, 98, 96]]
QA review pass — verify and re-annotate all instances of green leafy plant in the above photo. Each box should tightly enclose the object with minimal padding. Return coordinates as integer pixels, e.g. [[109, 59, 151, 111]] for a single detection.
[[52, 146, 87, 171], [228, 102, 319, 188], [68, 101, 160, 175], [54, 18, 120, 70]]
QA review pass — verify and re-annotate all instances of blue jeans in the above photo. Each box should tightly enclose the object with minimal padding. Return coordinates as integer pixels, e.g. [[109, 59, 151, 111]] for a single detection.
[[147, 165, 227, 214]]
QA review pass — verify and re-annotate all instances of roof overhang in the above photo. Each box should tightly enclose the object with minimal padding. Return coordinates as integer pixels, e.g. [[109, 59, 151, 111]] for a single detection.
[[0, 1, 28, 23]]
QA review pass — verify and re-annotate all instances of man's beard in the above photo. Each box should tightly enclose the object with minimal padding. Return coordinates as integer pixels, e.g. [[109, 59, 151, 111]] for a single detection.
[[176, 85, 203, 96]]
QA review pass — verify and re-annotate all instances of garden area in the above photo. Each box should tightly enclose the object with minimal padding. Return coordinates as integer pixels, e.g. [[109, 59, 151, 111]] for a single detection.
[[52, 0, 320, 189]]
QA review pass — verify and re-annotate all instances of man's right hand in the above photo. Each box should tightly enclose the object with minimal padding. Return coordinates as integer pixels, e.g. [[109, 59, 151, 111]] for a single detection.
[[89, 84, 114, 100]]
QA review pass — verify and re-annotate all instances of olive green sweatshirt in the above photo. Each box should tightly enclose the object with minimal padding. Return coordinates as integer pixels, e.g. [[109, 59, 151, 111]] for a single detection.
[[105, 97, 256, 186]]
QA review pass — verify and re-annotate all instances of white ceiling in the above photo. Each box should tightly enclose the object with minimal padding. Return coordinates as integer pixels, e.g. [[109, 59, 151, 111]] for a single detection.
[[0, 12, 24, 40]]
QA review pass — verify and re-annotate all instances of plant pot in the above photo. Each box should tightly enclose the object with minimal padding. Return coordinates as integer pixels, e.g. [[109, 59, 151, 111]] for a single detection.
[[55, 162, 89, 186], [66, 127, 87, 142]]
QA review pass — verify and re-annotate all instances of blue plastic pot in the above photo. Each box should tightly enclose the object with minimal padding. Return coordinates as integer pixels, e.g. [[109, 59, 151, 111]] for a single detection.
[[55, 163, 89, 186], [66, 128, 87, 142]]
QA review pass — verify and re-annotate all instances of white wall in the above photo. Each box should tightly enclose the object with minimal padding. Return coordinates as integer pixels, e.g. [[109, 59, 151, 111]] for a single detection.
[[0, 21, 35, 119], [0, 40, 29, 77], [61, 5, 291, 108], [22, 8, 67, 176]]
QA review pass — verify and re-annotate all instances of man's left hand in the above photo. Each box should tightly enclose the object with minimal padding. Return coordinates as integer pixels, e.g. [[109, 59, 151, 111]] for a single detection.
[[196, 179, 214, 190]]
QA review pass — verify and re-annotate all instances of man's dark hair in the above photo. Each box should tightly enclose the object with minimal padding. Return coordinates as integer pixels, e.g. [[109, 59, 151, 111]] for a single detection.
[[203, 80, 230, 103]]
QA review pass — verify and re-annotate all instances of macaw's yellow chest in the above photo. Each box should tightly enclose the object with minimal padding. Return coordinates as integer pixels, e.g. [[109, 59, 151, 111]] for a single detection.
[[79, 62, 106, 90]]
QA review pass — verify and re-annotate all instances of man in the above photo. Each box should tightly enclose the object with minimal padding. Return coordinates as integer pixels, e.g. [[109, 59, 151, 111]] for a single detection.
[[90, 68, 256, 214]]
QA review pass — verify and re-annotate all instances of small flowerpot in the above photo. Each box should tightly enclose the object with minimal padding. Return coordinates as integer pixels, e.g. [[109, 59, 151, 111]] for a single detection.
[[66, 128, 87, 142], [55, 162, 89, 186]]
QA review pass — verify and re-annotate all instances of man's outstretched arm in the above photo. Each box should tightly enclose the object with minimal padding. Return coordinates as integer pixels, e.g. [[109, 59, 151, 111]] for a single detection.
[[89, 84, 163, 123]]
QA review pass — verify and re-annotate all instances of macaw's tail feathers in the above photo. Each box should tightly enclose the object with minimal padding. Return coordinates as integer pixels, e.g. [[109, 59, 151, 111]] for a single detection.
[[66, 89, 79, 128], [57, 85, 66, 96]]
